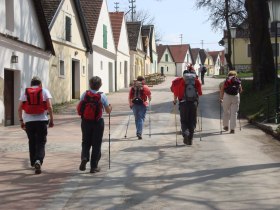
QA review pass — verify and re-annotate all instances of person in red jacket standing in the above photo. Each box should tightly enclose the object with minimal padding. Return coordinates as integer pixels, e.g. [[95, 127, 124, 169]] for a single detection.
[[171, 70, 202, 145]]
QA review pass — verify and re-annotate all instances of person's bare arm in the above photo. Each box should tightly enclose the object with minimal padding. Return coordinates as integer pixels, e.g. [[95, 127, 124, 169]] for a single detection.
[[46, 99, 54, 127], [105, 104, 112, 114]]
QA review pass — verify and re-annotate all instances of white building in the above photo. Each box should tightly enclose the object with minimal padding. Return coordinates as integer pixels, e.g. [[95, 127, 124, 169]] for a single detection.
[[109, 12, 130, 90], [80, 0, 116, 93], [157, 45, 176, 76], [0, 0, 54, 126]]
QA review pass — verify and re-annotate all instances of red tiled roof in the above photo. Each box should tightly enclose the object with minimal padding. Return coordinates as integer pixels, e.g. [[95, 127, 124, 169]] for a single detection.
[[156, 44, 168, 62], [109, 12, 124, 49], [208, 51, 221, 64], [168, 44, 190, 63], [199, 49, 207, 65], [80, 0, 103, 42]]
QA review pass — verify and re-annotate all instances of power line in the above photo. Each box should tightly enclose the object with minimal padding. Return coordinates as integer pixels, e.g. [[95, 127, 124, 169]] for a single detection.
[[114, 2, 119, 12], [128, 0, 136, 21]]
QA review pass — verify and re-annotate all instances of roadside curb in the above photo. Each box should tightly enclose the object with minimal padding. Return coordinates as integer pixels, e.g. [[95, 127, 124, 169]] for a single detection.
[[249, 119, 280, 140]]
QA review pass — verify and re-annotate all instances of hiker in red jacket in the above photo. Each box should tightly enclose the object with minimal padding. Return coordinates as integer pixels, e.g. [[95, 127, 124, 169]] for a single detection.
[[171, 70, 202, 145]]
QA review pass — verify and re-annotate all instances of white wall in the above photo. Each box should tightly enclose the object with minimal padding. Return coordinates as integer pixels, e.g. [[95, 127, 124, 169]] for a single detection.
[[0, 0, 45, 49], [0, 37, 50, 125], [93, 0, 115, 54], [92, 51, 115, 93], [116, 53, 130, 90]]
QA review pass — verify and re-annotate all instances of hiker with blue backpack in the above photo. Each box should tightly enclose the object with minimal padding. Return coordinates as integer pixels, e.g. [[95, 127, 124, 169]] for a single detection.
[[220, 70, 243, 134], [171, 67, 202, 145]]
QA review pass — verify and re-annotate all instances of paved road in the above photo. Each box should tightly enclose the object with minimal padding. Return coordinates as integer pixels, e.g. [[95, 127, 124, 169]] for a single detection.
[[1, 76, 280, 210]]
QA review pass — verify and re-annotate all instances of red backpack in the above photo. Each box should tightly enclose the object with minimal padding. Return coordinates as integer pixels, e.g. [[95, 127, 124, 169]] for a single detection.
[[22, 87, 47, 114], [77, 91, 103, 121]]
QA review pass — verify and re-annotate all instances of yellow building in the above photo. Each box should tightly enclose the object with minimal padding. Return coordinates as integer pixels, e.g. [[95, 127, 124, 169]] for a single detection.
[[225, 22, 280, 72]]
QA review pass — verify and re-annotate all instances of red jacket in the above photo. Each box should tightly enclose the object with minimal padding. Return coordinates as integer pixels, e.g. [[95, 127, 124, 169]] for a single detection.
[[129, 85, 151, 106], [171, 77, 202, 100]]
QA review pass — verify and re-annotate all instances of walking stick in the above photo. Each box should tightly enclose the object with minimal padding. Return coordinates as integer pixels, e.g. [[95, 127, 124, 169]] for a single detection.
[[124, 114, 131, 138], [197, 106, 202, 141], [174, 102, 178, 147], [200, 108, 202, 141], [239, 110, 242, 131], [149, 100, 151, 138], [109, 113, 111, 169], [220, 101, 222, 134]]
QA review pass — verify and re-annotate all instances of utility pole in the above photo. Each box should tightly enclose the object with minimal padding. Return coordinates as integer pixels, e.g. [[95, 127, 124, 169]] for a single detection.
[[129, 0, 136, 21], [179, 34, 183, 45], [201, 40, 204, 49], [114, 2, 119, 12]]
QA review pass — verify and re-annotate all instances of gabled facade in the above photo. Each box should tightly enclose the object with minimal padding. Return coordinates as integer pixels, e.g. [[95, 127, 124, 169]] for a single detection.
[[190, 48, 202, 75], [109, 12, 130, 90], [42, 0, 92, 103], [142, 25, 158, 75], [81, 0, 116, 93], [200, 49, 214, 75], [156, 45, 176, 76], [208, 51, 223, 75], [127, 21, 146, 82], [168, 44, 192, 76], [0, 0, 54, 126]]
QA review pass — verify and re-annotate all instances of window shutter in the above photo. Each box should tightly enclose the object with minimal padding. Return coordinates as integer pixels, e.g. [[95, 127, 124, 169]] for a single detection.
[[65, 16, 71, 42], [165, 54, 168, 62], [103, 24, 107, 49]]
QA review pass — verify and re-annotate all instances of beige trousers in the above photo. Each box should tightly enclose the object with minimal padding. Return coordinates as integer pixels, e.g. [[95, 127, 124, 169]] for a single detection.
[[222, 93, 240, 130]]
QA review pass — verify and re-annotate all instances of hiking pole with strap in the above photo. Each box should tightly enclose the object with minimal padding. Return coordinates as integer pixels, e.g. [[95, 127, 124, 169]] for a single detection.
[[124, 113, 131, 138], [174, 102, 178, 147], [109, 113, 111, 169], [149, 100, 151, 138]]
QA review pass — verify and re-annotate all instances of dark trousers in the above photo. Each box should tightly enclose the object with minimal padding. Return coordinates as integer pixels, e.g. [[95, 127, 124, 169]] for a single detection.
[[179, 101, 197, 136], [81, 118, 104, 168], [201, 74, 205, 85], [25, 121, 48, 166]]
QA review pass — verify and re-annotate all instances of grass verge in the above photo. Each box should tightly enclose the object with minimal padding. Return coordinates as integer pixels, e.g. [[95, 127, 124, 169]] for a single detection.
[[240, 80, 274, 122]]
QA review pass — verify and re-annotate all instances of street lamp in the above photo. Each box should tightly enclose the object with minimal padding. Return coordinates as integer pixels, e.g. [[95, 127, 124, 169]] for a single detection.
[[268, 0, 280, 122], [230, 26, 237, 70]]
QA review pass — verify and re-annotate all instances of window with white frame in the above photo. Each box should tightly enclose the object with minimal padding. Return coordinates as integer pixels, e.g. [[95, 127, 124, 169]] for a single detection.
[[100, 61, 103, 70], [82, 65, 86, 75], [65, 16, 71, 42]]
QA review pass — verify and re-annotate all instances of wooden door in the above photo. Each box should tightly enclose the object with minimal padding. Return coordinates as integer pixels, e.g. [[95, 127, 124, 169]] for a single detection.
[[4, 70, 14, 126]]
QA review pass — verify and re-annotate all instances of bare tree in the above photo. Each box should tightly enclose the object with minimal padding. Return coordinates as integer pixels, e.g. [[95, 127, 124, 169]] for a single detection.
[[196, 0, 247, 70], [125, 9, 162, 43]]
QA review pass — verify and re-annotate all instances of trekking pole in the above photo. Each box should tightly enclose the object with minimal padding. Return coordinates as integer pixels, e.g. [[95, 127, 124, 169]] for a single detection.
[[149, 100, 151, 138], [200, 108, 202, 141], [239, 110, 242, 131], [174, 102, 178, 147], [220, 101, 222, 134], [124, 114, 131, 138], [109, 113, 111, 169]]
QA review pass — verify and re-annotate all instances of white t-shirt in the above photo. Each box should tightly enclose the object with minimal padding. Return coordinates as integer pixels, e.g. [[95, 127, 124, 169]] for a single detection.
[[19, 86, 52, 123]]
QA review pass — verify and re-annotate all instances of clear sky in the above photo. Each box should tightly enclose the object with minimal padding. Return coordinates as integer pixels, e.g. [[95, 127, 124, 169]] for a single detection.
[[107, 0, 224, 51]]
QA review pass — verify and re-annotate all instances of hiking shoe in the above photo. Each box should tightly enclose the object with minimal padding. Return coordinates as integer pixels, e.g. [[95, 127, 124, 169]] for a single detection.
[[230, 129, 235, 134], [183, 135, 189, 145], [137, 134, 142, 140], [79, 159, 87, 171], [223, 126, 229, 131], [90, 167, 100, 173], [34, 160, 41, 174]]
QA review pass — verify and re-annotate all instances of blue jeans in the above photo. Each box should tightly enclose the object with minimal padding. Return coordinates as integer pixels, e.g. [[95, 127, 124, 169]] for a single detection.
[[132, 104, 147, 135]]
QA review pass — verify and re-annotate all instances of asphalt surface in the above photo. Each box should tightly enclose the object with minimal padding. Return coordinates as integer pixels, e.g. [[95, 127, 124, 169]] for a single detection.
[[1, 76, 280, 210]]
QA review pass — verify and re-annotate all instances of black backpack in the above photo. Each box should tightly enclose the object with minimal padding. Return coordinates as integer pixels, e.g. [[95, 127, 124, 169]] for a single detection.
[[131, 81, 144, 105], [183, 73, 198, 102], [224, 76, 241, 95]]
